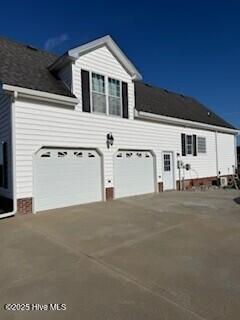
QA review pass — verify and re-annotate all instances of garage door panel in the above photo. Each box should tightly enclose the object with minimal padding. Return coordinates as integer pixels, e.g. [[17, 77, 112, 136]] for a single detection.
[[114, 151, 155, 198], [34, 149, 102, 212]]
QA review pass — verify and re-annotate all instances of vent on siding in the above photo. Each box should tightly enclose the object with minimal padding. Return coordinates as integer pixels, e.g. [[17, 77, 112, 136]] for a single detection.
[[88, 152, 95, 158], [41, 151, 51, 158], [74, 152, 83, 158], [58, 151, 68, 158]]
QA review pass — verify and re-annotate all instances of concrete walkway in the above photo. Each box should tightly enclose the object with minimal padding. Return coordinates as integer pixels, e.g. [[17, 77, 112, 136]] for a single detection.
[[0, 190, 240, 319]]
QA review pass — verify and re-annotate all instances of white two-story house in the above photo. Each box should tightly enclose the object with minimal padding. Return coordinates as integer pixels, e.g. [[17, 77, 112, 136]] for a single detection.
[[0, 35, 238, 217]]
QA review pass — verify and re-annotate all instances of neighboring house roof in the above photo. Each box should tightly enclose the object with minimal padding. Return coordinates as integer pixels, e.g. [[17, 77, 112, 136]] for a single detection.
[[0, 37, 75, 97], [0, 36, 236, 130], [135, 82, 235, 129]]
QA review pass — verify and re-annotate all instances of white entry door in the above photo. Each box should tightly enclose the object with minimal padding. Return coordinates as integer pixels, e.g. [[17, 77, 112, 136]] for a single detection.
[[114, 150, 155, 198], [34, 148, 102, 212], [162, 152, 175, 190]]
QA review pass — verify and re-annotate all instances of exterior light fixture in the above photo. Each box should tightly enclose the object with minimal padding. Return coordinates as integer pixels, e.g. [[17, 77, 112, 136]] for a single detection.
[[106, 133, 114, 149]]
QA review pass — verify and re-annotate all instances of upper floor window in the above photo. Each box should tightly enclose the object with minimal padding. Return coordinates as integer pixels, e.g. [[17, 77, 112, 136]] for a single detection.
[[91, 73, 106, 114], [186, 135, 193, 155], [91, 73, 122, 117], [108, 78, 121, 116]]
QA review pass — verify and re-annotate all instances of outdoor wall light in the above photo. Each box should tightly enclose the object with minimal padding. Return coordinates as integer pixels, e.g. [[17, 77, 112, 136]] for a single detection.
[[106, 132, 114, 149]]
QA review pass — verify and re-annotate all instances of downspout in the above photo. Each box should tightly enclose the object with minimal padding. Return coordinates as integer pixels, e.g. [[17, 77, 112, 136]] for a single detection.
[[0, 91, 17, 218]]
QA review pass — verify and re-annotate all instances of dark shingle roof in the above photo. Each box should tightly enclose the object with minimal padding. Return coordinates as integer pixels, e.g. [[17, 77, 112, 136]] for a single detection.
[[135, 82, 235, 129], [0, 37, 74, 97]]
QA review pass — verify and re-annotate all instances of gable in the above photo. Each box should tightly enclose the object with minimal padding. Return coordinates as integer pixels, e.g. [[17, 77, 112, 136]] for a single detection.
[[68, 35, 142, 80], [76, 45, 133, 82]]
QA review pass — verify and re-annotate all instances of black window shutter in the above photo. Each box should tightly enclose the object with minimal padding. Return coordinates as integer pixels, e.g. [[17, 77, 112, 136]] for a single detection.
[[81, 70, 91, 112], [193, 135, 197, 156], [181, 134, 186, 156], [122, 82, 129, 118]]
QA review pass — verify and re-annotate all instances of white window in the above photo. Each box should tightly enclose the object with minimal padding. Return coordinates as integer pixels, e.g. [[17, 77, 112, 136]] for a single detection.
[[108, 78, 121, 116], [198, 137, 206, 153], [91, 73, 122, 116], [186, 135, 193, 155], [91, 73, 106, 114]]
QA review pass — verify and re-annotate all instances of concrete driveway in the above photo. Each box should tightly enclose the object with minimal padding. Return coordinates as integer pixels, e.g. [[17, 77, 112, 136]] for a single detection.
[[0, 190, 240, 320]]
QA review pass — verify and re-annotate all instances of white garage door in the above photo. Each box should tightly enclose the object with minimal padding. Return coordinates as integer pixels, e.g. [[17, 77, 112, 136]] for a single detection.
[[34, 148, 102, 212], [114, 150, 155, 198]]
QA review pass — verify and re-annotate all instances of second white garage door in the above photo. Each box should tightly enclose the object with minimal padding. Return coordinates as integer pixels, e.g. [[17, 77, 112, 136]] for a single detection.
[[34, 148, 102, 212], [114, 150, 155, 198]]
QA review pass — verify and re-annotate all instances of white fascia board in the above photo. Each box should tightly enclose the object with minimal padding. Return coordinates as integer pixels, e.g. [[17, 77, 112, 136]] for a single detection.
[[135, 110, 239, 134], [68, 35, 142, 81], [2, 84, 79, 106]]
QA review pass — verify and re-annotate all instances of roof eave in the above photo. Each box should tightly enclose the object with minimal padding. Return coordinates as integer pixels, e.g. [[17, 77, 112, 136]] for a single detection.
[[2, 84, 79, 106]]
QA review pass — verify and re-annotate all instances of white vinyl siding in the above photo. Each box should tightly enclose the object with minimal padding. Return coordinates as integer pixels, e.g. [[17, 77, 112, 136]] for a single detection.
[[14, 98, 226, 200], [217, 133, 235, 176], [0, 94, 13, 199]]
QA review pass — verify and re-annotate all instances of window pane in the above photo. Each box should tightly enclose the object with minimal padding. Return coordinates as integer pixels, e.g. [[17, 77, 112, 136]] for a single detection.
[[108, 78, 120, 97], [92, 92, 106, 113], [198, 137, 206, 153], [109, 96, 121, 116], [164, 154, 171, 171], [92, 73, 105, 94]]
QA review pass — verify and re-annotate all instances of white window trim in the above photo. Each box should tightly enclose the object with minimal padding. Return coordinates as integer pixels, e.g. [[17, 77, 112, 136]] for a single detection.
[[197, 136, 207, 154], [89, 71, 122, 117]]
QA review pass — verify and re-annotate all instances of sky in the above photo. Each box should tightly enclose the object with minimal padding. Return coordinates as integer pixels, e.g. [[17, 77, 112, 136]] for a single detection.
[[0, 0, 239, 143]]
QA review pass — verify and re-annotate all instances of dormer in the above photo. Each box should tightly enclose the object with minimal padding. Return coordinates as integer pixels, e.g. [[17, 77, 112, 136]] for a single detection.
[[50, 35, 142, 119]]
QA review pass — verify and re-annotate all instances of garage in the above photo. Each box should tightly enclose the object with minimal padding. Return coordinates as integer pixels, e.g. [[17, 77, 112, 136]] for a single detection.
[[34, 148, 103, 212], [114, 150, 156, 198]]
